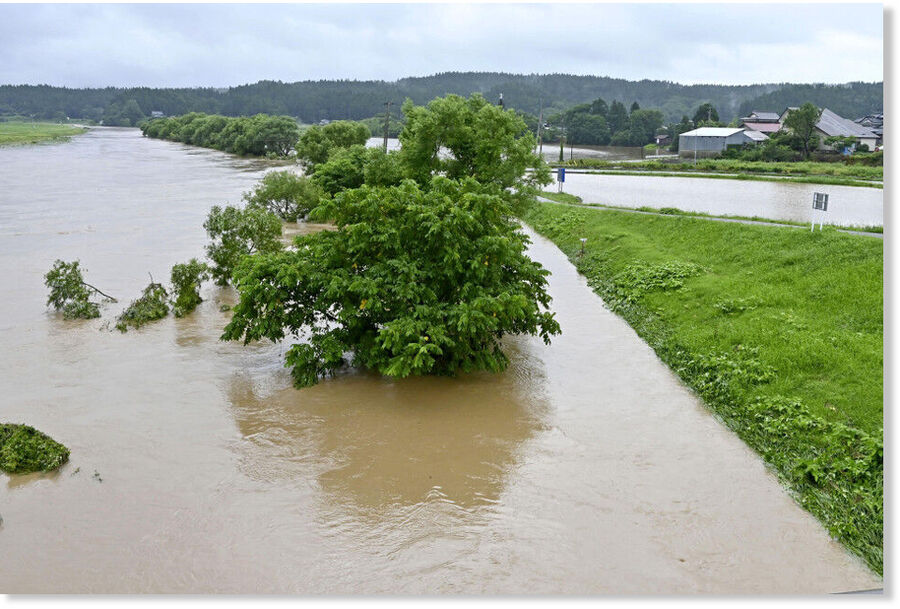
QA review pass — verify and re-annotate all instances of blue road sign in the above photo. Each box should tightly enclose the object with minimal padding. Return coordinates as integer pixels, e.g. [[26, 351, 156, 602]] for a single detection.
[[558, 167, 566, 182]]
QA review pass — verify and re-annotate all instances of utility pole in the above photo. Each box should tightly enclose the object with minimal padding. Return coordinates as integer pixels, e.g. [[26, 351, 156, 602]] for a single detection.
[[535, 98, 543, 155], [382, 101, 392, 153]]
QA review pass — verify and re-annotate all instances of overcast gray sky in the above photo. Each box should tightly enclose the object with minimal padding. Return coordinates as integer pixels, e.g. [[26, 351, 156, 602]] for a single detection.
[[0, 2, 884, 88]]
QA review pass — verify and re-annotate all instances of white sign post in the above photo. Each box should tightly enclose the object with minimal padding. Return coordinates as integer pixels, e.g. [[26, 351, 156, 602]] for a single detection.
[[811, 192, 829, 231]]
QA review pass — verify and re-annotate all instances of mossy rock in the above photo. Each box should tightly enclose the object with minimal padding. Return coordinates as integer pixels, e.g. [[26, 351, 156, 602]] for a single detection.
[[0, 424, 70, 474]]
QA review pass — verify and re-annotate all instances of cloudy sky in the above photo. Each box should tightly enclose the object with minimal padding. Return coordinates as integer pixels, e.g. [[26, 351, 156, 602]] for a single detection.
[[0, 2, 884, 88]]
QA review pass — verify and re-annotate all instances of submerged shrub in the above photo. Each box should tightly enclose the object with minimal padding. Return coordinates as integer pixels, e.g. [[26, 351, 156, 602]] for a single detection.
[[116, 280, 169, 332], [0, 423, 70, 474], [44, 259, 114, 319], [171, 259, 210, 317]]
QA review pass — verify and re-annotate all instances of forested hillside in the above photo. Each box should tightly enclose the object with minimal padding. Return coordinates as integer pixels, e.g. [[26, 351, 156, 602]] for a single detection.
[[0, 72, 882, 126], [738, 82, 883, 118]]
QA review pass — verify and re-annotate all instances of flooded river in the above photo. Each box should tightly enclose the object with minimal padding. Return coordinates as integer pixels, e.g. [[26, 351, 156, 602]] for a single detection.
[[0, 128, 879, 593]]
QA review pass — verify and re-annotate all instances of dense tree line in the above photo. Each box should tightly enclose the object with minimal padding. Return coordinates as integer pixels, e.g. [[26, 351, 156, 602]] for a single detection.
[[141, 112, 301, 156], [737, 82, 883, 120], [542, 97, 665, 146], [0, 73, 883, 127]]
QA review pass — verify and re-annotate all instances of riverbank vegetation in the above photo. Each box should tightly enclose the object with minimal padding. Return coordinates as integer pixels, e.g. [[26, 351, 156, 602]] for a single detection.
[[0, 424, 69, 474], [522, 201, 883, 574], [0, 121, 86, 146], [140, 112, 301, 157]]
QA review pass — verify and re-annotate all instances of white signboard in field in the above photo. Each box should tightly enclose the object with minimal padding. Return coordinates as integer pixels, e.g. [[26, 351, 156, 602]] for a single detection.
[[812, 193, 829, 231]]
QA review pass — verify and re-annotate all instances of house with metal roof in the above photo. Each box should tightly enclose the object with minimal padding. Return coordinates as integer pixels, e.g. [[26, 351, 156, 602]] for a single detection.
[[678, 127, 768, 158], [814, 108, 878, 150], [779, 107, 879, 150], [739, 110, 783, 134], [855, 113, 883, 144]]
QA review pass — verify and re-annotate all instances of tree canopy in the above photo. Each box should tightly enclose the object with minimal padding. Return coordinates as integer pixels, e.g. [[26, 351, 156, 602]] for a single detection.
[[782, 102, 822, 159], [244, 170, 324, 222], [693, 103, 720, 125], [398, 93, 550, 208], [222, 93, 559, 387], [223, 177, 560, 387], [295, 120, 370, 170]]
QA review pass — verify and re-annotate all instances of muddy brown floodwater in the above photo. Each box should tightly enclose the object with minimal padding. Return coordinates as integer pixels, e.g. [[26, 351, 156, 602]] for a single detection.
[[0, 128, 880, 593]]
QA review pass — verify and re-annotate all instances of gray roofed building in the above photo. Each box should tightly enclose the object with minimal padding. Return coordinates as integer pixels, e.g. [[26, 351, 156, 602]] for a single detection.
[[739, 110, 783, 134], [816, 108, 877, 139], [780, 107, 879, 150], [744, 111, 780, 122], [742, 130, 769, 142], [678, 127, 766, 157]]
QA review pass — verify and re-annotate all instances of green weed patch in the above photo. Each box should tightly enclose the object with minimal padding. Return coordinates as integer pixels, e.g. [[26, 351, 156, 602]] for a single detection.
[[0, 424, 70, 474]]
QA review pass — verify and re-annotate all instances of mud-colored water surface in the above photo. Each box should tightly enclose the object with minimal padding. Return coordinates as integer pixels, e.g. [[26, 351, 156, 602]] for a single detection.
[[0, 128, 880, 593]]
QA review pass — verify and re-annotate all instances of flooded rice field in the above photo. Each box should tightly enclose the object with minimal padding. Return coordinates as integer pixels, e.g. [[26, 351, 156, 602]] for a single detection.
[[550, 172, 883, 228], [0, 128, 880, 593]]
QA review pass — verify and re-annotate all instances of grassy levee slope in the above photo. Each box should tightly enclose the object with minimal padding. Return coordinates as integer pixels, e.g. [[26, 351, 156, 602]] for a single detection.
[[0, 121, 87, 146], [522, 202, 883, 575]]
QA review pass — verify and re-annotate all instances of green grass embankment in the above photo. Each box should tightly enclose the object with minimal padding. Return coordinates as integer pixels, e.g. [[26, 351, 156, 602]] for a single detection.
[[0, 424, 70, 474], [0, 122, 87, 146], [539, 192, 883, 234], [523, 201, 883, 575]]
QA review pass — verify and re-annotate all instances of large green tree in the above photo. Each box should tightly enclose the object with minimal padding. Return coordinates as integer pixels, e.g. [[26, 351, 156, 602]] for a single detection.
[[782, 102, 822, 159], [693, 102, 719, 125], [223, 178, 560, 387], [607, 101, 629, 135], [222, 93, 559, 387]]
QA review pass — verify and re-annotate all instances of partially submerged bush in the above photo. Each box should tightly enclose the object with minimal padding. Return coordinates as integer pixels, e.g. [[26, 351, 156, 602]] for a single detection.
[[0, 423, 70, 474], [171, 259, 210, 317], [244, 170, 324, 222], [116, 280, 169, 332], [204, 205, 283, 285], [44, 259, 114, 319]]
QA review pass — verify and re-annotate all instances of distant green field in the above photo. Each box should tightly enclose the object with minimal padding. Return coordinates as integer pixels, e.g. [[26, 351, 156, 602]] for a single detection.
[[0, 121, 87, 146], [524, 201, 883, 574]]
